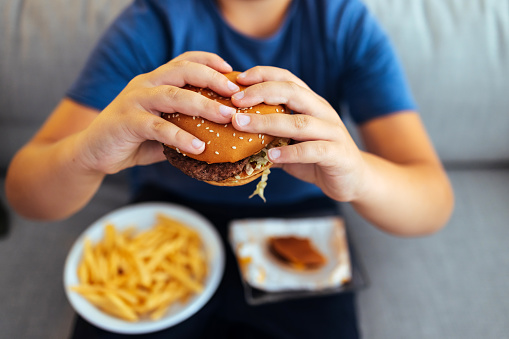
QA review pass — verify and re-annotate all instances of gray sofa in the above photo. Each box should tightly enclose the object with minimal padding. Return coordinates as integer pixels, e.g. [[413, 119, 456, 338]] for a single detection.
[[1, 1, 508, 338]]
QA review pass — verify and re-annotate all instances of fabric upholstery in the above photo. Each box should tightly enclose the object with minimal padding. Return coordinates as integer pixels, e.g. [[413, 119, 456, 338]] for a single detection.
[[0, 1, 508, 338], [345, 169, 509, 339], [364, 0, 509, 164], [0, 0, 128, 167]]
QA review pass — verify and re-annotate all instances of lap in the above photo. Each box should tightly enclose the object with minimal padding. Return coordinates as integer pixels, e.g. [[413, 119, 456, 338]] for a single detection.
[[69, 185, 359, 339]]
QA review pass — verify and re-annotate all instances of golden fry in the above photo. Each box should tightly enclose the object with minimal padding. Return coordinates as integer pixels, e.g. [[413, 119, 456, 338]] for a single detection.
[[70, 213, 208, 322]]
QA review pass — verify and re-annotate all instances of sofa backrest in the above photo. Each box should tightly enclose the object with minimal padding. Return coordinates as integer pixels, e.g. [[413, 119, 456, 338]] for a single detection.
[[0, 0, 128, 169], [1, 0, 508, 170], [364, 0, 509, 166]]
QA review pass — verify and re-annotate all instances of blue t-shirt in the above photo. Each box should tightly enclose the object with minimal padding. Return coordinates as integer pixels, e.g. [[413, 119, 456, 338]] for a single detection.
[[67, 0, 415, 206]]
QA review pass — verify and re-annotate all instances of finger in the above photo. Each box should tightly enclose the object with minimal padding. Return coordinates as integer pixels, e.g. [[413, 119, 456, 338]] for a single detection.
[[231, 81, 336, 122], [233, 112, 341, 142], [267, 141, 335, 166], [236, 66, 310, 89], [173, 51, 233, 73], [133, 111, 206, 155], [140, 85, 236, 123], [147, 60, 240, 97], [133, 140, 168, 165]]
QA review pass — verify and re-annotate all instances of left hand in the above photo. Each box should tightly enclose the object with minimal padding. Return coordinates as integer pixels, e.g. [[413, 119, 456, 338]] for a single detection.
[[231, 66, 368, 202]]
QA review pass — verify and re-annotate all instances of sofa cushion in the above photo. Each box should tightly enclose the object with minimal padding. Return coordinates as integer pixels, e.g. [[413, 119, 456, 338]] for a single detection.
[[345, 168, 509, 339], [364, 0, 509, 164]]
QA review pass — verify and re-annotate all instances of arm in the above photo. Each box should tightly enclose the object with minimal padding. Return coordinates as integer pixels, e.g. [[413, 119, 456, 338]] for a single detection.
[[231, 67, 453, 236], [352, 112, 454, 236], [6, 100, 104, 221], [6, 53, 240, 221]]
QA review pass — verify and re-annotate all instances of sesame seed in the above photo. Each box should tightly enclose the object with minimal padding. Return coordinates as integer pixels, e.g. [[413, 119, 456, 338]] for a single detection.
[[197, 124, 201, 127], [193, 116, 196, 120], [276, 109, 279, 112], [239, 137, 244, 139], [215, 151, 219, 155], [176, 148, 180, 153], [224, 124, 228, 127], [258, 134, 262, 138], [217, 133, 220, 137], [249, 106, 253, 109], [206, 127, 209, 129], [207, 141, 211, 144], [248, 138, 253, 142], [232, 146, 237, 149], [233, 133, 236, 137], [282, 109, 285, 112], [262, 140, 265, 144], [201, 119, 204, 123], [209, 130, 214, 132], [262, 135, 265, 139], [256, 111, 260, 114]]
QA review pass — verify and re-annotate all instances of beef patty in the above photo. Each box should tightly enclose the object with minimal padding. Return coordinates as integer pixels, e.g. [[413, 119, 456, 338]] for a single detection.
[[163, 146, 250, 182]]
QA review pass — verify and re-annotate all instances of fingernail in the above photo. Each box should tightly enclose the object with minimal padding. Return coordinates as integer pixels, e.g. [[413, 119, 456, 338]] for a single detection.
[[224, 61, 233, 69], [238, 72, 247, 79], [219, 104, 236, 117], [232, 91, 245, 100], [269, 148, 281, 160], [192, 138, 205, 149], [235, 113, 251, 127], [227, 80, 239, 92]]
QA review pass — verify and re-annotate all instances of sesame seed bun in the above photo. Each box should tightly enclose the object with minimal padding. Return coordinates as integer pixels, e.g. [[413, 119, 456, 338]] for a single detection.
[[161, 72, 286, 164], [161, 71, 290, 188]]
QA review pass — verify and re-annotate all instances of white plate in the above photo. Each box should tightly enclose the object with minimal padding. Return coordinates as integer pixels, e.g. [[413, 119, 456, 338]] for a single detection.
[[63, 202, 225, 334]]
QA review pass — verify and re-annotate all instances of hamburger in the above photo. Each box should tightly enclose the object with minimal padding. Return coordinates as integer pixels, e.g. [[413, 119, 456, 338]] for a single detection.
[[268, 236, 327, 270], [161, 71, 290, 201]]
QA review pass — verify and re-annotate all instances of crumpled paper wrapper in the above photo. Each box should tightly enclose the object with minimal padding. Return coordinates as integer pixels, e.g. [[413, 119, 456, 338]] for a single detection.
[[229, 216, 351, 292]]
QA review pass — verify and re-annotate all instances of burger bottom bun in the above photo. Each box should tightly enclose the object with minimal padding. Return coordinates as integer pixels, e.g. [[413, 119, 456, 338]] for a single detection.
[[204, 163, 273, 187]]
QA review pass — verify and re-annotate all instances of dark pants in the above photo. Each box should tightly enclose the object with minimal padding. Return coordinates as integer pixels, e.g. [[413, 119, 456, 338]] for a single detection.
[[70, 185, 360, 339]]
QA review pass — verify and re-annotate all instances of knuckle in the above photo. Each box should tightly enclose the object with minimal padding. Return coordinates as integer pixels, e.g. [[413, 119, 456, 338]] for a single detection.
[[292, 143, 306, 160], [151, 118, 166, 135], [165, 86, 180, 102], [315, 142, 328, 158], [292, 114, 310, 130], [209, 71, 222, 84], [251, 65, 263, 75], [127, 73, 146, 87], [172, 126, 187, 142], [180, 51, 193, 59], [172, 59, 191, 70], [283, 69, 294, 79], [285, 80, 299, 92]]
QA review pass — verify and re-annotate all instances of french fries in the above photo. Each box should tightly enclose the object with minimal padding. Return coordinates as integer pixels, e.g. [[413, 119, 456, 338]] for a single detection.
[[70, 214, 208, 321]]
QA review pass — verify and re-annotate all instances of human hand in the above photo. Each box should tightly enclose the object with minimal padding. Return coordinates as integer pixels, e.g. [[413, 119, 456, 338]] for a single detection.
[[230, 66, 368, 202], [76, 52, 240, 174]]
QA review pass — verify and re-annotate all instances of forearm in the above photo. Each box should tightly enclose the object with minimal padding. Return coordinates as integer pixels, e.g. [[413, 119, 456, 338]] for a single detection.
[[351, 152, 454, 236], [5, 133, 105, 221]]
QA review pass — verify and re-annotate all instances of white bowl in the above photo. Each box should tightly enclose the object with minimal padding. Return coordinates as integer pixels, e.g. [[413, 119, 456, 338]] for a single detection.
[[63, 202, 225, 334]]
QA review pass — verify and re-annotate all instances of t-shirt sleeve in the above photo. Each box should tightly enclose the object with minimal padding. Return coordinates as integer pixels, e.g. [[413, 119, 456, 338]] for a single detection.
[[66, 2, 169, 111], [340, 2, 416, 124]]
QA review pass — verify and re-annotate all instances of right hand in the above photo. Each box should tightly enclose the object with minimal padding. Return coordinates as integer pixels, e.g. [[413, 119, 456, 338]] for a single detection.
[[76, 51, 240, 174]]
